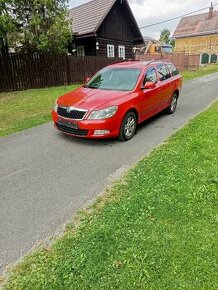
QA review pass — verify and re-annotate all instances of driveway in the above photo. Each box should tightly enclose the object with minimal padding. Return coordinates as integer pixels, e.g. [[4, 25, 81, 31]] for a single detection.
[[0, 73, 218, 274]]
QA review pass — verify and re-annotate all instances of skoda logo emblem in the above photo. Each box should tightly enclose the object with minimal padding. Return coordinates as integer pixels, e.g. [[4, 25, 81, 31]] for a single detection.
[[66, 107, 72, 113]]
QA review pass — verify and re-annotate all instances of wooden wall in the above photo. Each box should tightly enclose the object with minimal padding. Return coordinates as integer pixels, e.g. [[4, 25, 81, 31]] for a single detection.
[[97, 1, 135, 42], [96, 38, 134, 59], [75, 37, 96, 56], [175, 34, 218, 54]]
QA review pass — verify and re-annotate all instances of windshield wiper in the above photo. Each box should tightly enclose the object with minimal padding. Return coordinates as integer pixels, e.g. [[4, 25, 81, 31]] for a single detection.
[[86, 85, 99, 89]]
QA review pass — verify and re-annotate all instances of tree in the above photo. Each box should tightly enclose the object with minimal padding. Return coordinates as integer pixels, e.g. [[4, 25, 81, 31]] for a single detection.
[[0, 0, 72, 53], [0, 0, 19, 54], [159, 28, 171, 44], [170, 38, 175, 48]]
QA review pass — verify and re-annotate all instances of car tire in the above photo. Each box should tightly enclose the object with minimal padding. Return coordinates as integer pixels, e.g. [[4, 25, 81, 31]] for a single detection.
[[118, 111, 137, 141], [166, 93, 178, 114]]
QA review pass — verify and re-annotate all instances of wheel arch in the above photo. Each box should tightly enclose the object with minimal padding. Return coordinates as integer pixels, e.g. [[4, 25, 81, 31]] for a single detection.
[[123, 108, 139, 124], [174, 89, 180, 98]]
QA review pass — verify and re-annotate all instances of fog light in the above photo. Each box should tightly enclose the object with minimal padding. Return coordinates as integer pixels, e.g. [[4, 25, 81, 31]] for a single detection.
[[94, 130, 110, 135]]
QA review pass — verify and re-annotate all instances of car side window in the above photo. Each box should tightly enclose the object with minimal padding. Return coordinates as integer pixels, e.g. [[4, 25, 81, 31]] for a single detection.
[[157, 64, 171, 81], [143, 67, 157, 86], [167, 64, 179, 76]]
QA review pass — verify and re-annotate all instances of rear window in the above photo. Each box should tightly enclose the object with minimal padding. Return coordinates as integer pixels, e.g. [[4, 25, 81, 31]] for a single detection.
[[157, 64, 171, 81], [167, 64, 179, 76]]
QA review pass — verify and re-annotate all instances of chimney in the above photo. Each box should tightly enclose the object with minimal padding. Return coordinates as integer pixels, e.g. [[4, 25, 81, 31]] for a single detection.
[[208, 2, 214, 19]]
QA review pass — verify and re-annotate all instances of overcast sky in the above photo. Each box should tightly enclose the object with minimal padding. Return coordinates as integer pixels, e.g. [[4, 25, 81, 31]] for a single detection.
[[68, 0, 214, 39]]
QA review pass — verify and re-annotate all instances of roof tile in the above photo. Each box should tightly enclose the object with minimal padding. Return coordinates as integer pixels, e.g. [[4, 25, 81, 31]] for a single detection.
[[173, 10, 218, 38], [69, 0, 116, 35]]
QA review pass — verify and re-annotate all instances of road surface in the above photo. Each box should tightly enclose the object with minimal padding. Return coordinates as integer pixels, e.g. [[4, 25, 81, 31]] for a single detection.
[[0, 73, 218, 274]]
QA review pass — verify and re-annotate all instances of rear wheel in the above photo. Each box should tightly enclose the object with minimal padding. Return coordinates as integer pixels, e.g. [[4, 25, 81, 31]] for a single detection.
[[118, 112, 137, 141], [166, 93, 178, 114]]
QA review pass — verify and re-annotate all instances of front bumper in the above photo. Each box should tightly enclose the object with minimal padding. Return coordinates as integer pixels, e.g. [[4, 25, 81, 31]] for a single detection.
[[52, 110, 121, 139]]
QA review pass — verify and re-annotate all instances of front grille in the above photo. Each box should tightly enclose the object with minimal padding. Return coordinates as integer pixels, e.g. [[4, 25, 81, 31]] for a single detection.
[[56, 123, 88, 136], [57, 107, 87, 120]]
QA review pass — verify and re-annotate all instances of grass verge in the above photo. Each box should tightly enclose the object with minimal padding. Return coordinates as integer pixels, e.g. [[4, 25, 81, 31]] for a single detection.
[[182, 63, 218, 80], [0, 84, 80, 137], [3, 102, 218, 289]]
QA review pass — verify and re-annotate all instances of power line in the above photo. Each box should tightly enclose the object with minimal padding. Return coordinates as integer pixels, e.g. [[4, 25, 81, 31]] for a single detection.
[[139, 3, 218, 29]]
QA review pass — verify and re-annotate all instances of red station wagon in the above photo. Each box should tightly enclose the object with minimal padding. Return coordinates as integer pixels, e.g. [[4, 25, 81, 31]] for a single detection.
[[52, 60, 182, 141]]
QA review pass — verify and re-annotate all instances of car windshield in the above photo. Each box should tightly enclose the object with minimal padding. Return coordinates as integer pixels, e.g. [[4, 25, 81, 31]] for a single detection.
[[85, 67, 141, 91]]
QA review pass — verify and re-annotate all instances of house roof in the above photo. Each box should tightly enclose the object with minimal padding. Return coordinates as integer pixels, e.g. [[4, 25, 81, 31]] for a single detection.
[[69, 0, 116, 36], [143, 36, 157, 43], [173, 10, 218, 38], [69, 0, 144, 43]]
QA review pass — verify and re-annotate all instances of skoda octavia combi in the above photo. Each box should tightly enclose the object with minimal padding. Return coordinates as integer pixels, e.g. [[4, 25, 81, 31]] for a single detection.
[[52, 60, 182, 141]]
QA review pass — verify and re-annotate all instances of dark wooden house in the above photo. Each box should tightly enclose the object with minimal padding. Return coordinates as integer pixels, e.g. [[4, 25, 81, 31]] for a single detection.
[[69, 0, 144, 59]]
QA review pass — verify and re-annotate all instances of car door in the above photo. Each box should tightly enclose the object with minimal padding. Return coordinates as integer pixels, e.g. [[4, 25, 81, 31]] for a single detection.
[[167, 63, 182, 95], [156, 64, 174, 109], [137, 66, 161, 121]]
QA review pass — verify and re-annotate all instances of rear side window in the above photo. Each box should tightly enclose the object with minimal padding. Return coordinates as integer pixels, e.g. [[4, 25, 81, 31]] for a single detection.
[[167, 64, 179, 76], [157, 64, 171, 81], [143, 67, 157, 86]]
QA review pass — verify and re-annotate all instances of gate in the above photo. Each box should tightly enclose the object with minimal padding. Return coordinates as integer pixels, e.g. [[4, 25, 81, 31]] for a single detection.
[[210, 54, 217, 63], [201, 53, 209, 64]]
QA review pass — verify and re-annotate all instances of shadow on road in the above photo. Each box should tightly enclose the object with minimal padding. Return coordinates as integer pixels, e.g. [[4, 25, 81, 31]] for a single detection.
[[55, 110, 168, 146]]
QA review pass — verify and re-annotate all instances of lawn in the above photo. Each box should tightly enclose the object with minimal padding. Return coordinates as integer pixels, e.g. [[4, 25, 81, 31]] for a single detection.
[[0, 84, 80, 137], [3, 102, 218, 290], [0, 64, 218, 138], [182, 63, 218, 80]]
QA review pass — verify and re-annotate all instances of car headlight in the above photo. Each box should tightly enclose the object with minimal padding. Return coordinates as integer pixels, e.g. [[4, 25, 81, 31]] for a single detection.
[[53, 99, 58, 112], [88, 106, 118, 120]]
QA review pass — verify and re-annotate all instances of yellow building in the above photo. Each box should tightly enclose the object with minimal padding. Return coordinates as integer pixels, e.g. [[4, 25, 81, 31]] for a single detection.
[[173, 4, 218, 62]]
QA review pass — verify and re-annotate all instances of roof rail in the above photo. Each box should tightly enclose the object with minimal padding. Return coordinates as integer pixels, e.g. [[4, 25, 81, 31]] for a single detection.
[[141, 59, 171, 65], [140, 59, 156, 66], [110, 59, 140, 65]]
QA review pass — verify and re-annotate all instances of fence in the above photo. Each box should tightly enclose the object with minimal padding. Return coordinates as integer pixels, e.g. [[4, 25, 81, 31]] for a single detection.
[[0, 53, 121, 92], [0, 52, 201, 92], [136, 53, 200, 70]]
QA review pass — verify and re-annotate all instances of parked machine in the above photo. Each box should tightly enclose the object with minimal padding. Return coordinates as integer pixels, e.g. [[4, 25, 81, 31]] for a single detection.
[[145, 41, 173, 54], [133, 40, 173, 55]]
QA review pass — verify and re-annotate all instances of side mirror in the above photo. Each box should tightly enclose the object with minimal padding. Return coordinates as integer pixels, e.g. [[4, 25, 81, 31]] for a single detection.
[[85, 77, 90, 83], [142, 81, 156, 90]]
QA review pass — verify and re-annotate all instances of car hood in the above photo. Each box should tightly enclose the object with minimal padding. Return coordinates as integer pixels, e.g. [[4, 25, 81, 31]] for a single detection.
[[57, 86, 131, 111]]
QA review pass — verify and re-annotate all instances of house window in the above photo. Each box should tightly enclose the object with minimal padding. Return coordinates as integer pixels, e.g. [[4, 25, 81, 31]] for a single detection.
[[107, 45, 115, 58], [118, 45, 125, 59], [77, 46, 85, 57]]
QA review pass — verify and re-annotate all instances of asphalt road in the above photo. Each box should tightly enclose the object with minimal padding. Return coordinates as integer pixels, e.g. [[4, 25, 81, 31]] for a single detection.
[[0, 73, 218, 274]]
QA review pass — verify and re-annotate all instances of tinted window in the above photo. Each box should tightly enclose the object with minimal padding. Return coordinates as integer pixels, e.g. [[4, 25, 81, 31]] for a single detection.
[[157, 64, 171, 81], [143, 67, 157, 85], [167, 64, 179, 76]]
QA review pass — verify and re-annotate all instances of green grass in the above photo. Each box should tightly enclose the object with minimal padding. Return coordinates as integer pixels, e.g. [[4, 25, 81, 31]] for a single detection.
[[0, 84, 80, 137], [3, 102, 218, 289], [182, 63, 218, 80]]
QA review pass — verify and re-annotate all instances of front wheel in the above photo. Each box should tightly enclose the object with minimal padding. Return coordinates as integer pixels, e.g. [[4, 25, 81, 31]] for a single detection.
[[118, 112, 137, 141], [166, 94, 178, 114]]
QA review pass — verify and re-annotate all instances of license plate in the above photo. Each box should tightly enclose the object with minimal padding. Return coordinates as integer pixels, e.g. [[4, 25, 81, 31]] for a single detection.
[[58, 118, 78, 129]]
